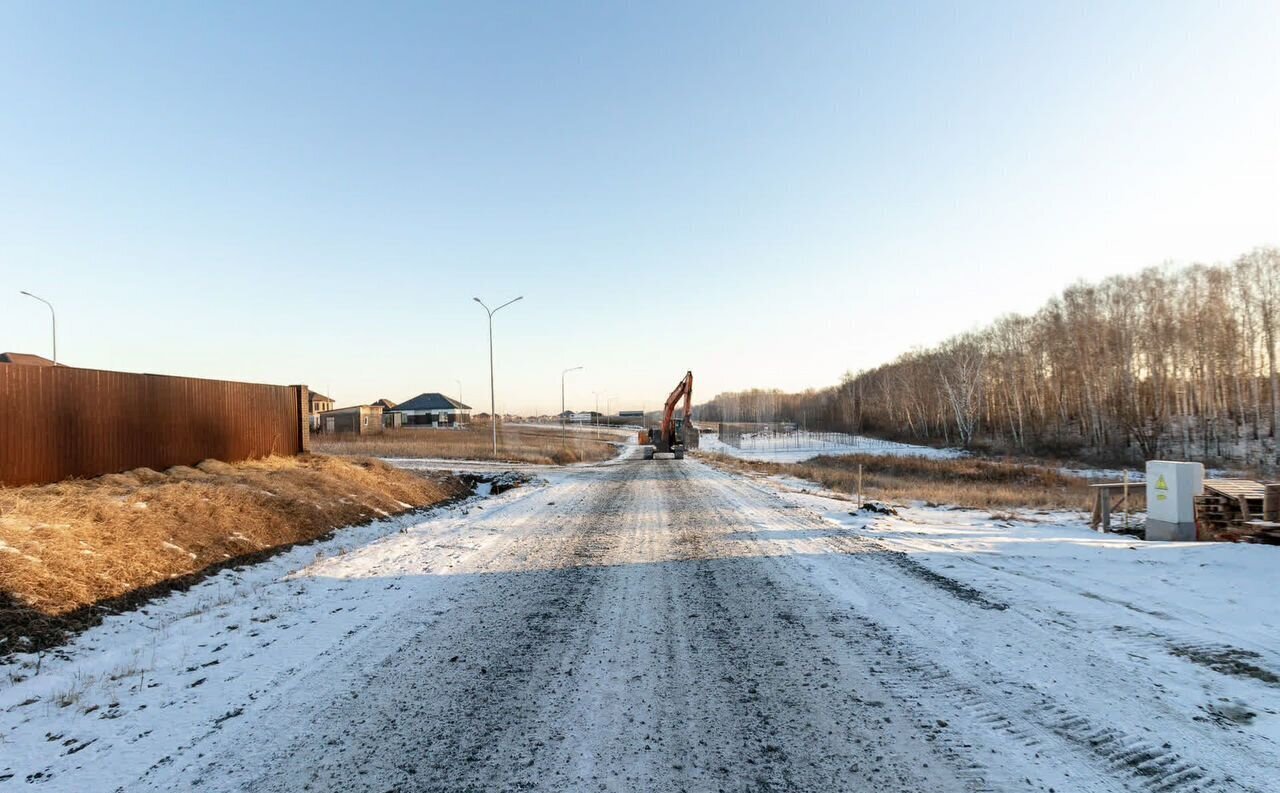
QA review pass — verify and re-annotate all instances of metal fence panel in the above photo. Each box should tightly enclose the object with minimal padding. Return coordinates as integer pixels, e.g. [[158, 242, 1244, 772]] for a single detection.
[[0, 365, 309, 486]]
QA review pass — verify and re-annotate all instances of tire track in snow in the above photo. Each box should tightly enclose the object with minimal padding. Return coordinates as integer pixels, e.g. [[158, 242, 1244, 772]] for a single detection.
[[711, 465, 1270, 793]]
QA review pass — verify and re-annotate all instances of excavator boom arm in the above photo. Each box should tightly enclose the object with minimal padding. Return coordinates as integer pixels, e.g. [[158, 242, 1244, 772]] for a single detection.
[[659, 371, 694, 447]]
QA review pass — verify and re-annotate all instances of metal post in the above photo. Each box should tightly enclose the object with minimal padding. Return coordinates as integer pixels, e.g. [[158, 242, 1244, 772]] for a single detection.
[[487, 312, 495, 450], [473, 296, 523, 456], [19, 290, 56, 364], [1122, 470, 1130, 532], [561, 366, 582, 447]]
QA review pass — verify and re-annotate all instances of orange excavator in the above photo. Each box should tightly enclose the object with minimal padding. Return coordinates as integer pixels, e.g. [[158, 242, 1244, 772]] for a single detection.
[[643, 371, 696, 459]]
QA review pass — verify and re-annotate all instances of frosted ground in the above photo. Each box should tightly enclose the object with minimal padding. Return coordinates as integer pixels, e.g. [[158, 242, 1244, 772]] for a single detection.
[[2, 447, 1276, 791]]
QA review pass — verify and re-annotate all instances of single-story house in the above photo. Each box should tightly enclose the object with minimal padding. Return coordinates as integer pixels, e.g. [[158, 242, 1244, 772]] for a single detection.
[[390, 393, 472, 427], [317, 404, 383, 435], [309, 391, 336, 430], [0, 352, 57, 366]]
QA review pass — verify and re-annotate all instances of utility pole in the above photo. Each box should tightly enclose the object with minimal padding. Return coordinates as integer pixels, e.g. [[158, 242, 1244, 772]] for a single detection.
[[473, 295, 523, 455], [19, 291, 56, 364], [593, 391, 603, 439], [561, 366, 582, 446]]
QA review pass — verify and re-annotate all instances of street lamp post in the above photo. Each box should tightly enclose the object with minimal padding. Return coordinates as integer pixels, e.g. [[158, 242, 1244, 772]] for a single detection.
[[19, 291, 56, 364], [473, 296, 523, 455], [558, 365, 583, 445], [455, 379, 463, 406], [561, 366, 582, 446], [593, 390, 604, 439]]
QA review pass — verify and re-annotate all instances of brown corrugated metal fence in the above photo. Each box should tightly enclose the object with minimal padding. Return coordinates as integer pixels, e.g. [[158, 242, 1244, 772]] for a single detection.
[[0, 366, 310, 486]]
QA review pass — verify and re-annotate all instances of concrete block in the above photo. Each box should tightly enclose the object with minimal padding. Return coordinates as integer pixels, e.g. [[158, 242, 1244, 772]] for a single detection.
[[1145, 518, 1196, 542]]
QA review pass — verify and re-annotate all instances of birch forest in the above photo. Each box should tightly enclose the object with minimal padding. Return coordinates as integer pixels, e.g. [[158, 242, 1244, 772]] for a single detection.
[[699, 247, 1280, 470]]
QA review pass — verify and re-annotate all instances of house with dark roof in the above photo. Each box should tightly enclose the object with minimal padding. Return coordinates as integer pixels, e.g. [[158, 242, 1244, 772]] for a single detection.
[[390, 393, 472, 428], [0, 352, 57, 367], [308, 391, 336, 431]]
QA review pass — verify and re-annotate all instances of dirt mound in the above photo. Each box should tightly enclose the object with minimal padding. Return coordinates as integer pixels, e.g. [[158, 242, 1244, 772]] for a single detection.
[[164, 465, 207, 480], [128, 467, 167, 484], [0, 454, 470, 656], [859, 501, 898, 516], [195, 459, 237, 476]]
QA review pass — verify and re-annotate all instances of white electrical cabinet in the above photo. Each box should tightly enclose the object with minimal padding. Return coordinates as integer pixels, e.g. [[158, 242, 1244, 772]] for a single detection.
[[1145, 460, 1203, 541]]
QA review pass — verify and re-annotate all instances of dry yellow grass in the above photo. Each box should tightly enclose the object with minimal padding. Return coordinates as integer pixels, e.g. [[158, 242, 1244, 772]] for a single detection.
[[699, 452, 1109, 512], [0, 454, 469, 655], [314, 423, 622, 465]]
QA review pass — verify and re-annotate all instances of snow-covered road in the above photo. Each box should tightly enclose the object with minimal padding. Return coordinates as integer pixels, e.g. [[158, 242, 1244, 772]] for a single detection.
[[3, 453, 1277, 791]]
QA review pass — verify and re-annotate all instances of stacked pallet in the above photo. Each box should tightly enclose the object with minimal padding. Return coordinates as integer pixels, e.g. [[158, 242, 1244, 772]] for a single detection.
[[1194, 479, 1280, 543]]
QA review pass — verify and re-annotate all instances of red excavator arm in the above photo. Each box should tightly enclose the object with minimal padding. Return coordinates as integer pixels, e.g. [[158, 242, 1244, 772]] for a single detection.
[[660, 371, 694, 448]]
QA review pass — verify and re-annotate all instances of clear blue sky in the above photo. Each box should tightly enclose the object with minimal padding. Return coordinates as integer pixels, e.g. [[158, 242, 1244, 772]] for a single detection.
[[2, 1, 1277, 413]]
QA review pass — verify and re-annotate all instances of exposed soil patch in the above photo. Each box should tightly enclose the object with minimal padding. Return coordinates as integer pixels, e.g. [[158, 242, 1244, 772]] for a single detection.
[[1169, 644, 1280, 686], [867, 543, 1008, 611], [456, 471, 531, 496]]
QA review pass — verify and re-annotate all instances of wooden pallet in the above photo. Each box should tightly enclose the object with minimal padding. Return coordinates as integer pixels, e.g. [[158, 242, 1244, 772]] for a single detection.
[[1243, 520, 1280, 545], [1195, 480, 1280, 542]]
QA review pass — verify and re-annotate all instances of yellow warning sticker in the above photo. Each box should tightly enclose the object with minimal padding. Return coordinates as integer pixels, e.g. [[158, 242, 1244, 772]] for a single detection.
[[1156, 474, 1168, 490]]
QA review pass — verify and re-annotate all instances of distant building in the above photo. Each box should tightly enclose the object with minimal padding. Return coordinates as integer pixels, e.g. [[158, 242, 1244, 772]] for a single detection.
[[0, 352, 57, 367], [363, 400, 400, 429], [391, 393, 472, 427], [308, 391, 336, 431], [317, 404, 384, 435], [368, 398, 403, 428]]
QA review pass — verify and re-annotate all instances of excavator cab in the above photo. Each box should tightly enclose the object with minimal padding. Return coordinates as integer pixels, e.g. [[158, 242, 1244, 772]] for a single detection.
[[645, 419, 686, 459]]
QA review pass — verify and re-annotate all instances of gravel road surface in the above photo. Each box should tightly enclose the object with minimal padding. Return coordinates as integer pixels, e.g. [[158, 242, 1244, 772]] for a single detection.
[[3, 452, 1276, 792]]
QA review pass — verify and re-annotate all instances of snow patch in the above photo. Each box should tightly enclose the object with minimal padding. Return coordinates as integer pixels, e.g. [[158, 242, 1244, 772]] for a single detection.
[[699, 430, 963, 463]]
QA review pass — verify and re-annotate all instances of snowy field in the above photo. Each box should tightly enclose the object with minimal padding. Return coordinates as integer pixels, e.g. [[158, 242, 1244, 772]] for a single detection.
[[777, 477, 1279, 723], [699, 429, 964, 462], [2, 452, 1276, 791]]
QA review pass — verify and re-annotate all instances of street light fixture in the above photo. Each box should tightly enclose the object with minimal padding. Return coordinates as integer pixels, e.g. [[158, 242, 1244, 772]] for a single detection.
[[561, 366, 583, 446], [473, 295, 523, 455], [19, 291, 56, 365]]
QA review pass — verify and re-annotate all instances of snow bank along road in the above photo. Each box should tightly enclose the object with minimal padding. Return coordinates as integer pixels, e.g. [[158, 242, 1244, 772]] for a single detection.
[[3, 453, 1278, 791]]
